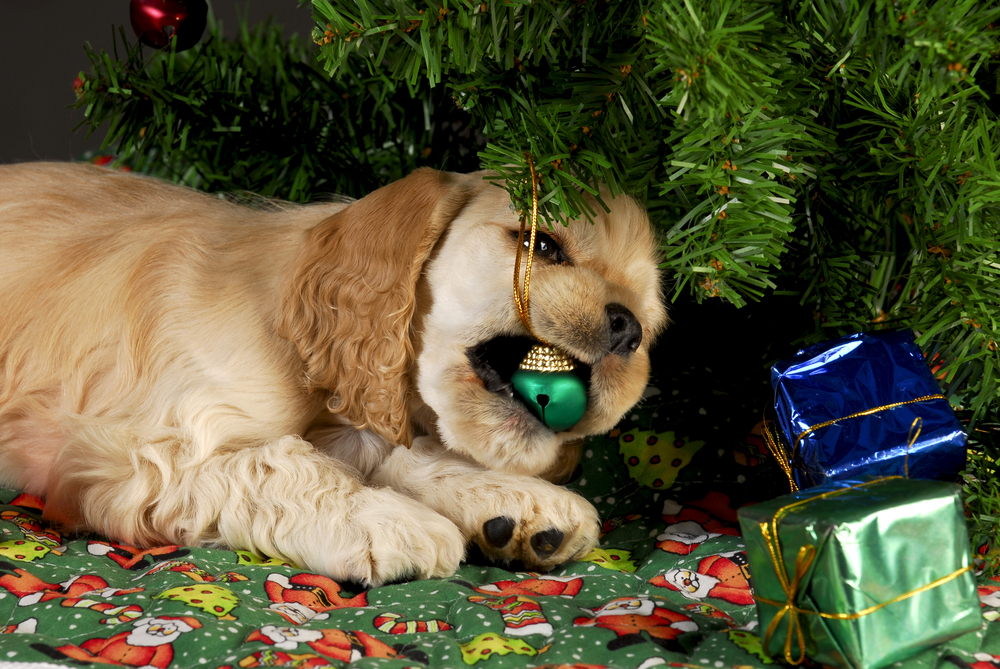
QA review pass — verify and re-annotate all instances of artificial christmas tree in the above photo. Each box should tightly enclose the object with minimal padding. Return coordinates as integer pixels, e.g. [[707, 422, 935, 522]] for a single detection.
[[73, 0, 1000, 564]]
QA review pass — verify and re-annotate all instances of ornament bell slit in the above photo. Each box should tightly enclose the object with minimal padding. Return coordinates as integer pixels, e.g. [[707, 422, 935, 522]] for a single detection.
[[511, 345, 587, 432]]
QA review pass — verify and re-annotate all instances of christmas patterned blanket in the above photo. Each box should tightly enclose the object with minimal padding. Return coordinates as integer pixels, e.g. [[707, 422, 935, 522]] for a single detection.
[[0, 368, 995, 669]]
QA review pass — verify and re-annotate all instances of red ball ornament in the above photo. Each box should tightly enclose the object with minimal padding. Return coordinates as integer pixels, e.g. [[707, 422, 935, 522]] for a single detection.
[[130, 0, 208, 52]]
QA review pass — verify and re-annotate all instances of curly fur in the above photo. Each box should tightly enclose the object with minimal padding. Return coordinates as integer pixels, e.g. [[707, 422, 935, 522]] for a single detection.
[[0, 162, 666, 585]]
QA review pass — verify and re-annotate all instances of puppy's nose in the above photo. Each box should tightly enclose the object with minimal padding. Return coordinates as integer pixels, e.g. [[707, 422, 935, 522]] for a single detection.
[[606, 303, 642, 356]]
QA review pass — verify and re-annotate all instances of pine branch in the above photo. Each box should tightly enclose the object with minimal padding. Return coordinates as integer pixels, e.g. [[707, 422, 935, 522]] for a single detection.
[[314, 0, 666, 224], [74, 16, 483, 202]]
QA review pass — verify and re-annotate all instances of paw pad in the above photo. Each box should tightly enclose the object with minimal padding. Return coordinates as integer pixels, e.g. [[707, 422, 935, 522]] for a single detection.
[[482, 516, 516, 548], [529, 528, 564, 560]]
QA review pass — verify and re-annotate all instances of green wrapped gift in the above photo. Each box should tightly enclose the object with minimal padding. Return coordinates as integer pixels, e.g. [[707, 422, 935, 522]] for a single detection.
[[738, 477, 980, 669]]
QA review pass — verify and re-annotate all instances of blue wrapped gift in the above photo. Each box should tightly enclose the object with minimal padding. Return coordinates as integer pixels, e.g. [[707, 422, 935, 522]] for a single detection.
[[769, 330, 967, 490]]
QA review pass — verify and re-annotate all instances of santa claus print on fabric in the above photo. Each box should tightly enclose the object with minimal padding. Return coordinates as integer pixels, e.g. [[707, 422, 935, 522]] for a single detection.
[[32, 616, 201, 668], [649, 551, 754, 606]]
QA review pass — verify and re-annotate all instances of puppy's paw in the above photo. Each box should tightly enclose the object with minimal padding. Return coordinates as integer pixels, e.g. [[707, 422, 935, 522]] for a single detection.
[[464, 477, 599, 569], [308, 487, 464, 587]]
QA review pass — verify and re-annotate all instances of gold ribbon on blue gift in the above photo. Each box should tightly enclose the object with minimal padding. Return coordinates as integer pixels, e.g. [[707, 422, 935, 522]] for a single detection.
[[761, 393, 946, 492], [753, 476, 974, 665]]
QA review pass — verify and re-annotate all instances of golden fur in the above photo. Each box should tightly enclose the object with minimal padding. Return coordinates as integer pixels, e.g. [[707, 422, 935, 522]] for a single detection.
[[0, 162, 666, 585]]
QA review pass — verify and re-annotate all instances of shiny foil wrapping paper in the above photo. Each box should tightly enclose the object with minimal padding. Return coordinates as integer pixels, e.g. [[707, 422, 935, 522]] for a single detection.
[[738, 478, 981, 669], [771, 330, 967, 490]]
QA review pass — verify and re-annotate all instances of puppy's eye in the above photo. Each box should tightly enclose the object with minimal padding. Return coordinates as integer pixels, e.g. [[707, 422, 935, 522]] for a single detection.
[[514, 231, 568, 264]]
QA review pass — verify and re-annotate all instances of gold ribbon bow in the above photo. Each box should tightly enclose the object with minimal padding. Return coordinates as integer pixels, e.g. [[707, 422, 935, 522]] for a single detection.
[[754, 477, 973, 664], [903, 416, 922, 478], [757, 536, 815, 664]]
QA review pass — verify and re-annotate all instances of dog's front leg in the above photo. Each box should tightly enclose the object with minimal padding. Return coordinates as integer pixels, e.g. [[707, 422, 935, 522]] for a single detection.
[[371, 437, 599, 569], [48, 435, 463, 586]]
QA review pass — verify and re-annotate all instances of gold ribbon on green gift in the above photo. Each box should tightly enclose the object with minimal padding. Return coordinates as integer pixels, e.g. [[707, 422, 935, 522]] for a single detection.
[[754, 477, 974, 665], [761, 394, 946, 493]]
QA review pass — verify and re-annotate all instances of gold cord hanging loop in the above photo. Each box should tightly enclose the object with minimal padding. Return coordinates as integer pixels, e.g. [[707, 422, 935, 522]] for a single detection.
[[513, 155, 549, 344], [510, 155, 578, 374]]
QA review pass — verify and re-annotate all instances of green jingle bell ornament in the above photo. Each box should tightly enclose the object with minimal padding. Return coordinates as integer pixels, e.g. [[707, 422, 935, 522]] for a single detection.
[[511, 345, 587, 432]]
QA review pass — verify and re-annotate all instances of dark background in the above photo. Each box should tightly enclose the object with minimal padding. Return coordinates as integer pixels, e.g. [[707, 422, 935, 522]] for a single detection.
[[0, 1, 313, 164]]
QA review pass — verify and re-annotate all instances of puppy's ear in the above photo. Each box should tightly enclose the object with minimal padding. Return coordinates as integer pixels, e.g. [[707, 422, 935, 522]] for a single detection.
[[278, 168, 487, 447]]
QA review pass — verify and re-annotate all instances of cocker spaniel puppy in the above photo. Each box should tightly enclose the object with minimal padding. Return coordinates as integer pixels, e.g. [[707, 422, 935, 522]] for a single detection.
[[0, 163, 667, 586]]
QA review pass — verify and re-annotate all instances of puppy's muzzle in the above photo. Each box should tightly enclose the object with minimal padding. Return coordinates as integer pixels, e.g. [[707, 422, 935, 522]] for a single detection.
[[606, 303, 642, 356]]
